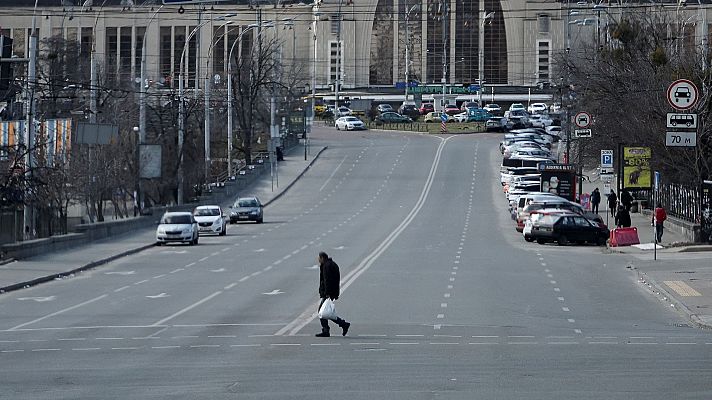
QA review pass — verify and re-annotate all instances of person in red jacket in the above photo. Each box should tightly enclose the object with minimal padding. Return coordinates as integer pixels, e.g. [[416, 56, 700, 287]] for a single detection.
[[652, 203, 667, 243]]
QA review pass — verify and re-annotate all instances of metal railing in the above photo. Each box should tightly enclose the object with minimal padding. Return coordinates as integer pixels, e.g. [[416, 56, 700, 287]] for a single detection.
[[646, 182, 702, 223]]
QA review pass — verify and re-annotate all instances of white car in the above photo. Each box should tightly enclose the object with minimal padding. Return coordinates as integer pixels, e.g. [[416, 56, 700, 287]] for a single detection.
[[156, 212, 199, 245], [335, 116, 367, 131], [509, 103, 526, 112], [193, 205, 227, 236], [336, 106, 352, 117], [527, 103, 548, 114], [483, 104, 502, 113], [453, 112, 468, 123]]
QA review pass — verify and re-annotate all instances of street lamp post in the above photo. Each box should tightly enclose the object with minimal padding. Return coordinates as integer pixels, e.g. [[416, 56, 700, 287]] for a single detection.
[[177, 14, 234, 205], [404, 4, 419, 104], [309, 2, 320, 160], [138, 5, 163, 213], [478, 11, 494, 107]]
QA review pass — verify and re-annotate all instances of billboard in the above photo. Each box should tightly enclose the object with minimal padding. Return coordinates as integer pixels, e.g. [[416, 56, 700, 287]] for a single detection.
[[622, 147, 651, 189], [538, 163, 577, 201]]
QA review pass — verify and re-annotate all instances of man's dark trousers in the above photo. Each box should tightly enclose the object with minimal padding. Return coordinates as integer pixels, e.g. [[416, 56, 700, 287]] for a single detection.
[[319, 298, 347, 333]]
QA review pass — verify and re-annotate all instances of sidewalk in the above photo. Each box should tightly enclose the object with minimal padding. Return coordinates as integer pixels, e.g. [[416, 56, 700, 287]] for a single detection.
[[0, 145, 327, 294], [580, 171, 712, 329]]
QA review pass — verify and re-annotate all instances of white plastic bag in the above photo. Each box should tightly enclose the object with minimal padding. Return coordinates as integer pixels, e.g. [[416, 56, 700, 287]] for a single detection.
[[318, 298, 337, 320]]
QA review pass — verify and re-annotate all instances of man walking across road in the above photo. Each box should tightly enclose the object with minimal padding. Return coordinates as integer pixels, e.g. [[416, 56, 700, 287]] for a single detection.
[[653, 202, 668, 243], [591, 188, 601, 214], [316, 251, 350, 337]]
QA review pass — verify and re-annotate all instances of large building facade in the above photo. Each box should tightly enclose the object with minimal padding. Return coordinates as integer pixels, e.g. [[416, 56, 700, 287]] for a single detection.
[[0, 1, 709, 95]]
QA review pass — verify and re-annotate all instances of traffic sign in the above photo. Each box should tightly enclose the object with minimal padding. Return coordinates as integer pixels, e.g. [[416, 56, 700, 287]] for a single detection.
[[574, 129, 592, 138], [574, 112, 591, 128], [665, 131, 697, 147], [601, 150, 613, 168], [666, 113, 697, 129], [667, 79, 699, 111], [440, 113, 448, 122]]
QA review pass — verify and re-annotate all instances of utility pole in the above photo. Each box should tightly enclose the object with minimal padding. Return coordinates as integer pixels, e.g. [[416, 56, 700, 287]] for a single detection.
[[24, 1, 39, 239], [309, 2, 319, 161], [404, 4, 418, 105], [334, 0, 343, 108], [478, 9, 493, 107], [440, 0, 448, 113]]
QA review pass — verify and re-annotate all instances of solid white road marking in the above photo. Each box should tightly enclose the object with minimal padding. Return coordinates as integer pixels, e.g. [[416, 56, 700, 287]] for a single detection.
[[278, 136, 452, 336], [9, 294, 108, 331], [151, 291, 222, 326], [224, 283, 237, 290], [105, 271, 135, 276]]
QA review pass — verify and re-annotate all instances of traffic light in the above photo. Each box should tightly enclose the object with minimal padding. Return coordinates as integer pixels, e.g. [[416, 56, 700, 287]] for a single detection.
[[0, 35, 13, 92]]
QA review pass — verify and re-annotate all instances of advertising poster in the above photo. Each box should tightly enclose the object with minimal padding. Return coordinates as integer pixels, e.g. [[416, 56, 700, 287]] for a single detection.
[[622, 147, 651, 189], [538, 163, 577, 201]]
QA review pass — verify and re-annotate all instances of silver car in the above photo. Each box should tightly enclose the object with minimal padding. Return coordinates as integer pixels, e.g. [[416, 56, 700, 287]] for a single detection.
[[230, 197, 264, 224], [156, 212, 199, 245]]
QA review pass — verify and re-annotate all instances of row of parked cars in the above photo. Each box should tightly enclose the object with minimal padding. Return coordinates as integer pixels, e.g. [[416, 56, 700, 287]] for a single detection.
[[499, 130, 609, 246], [155, 196, 264, 245]]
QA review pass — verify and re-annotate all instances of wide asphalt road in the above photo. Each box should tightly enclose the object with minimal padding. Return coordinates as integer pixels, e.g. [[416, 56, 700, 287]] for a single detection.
[[1, 127, 711, 399]]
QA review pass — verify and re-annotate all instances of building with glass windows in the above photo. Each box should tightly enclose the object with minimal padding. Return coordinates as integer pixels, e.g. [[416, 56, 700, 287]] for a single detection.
[[0, 0, 708, 101]]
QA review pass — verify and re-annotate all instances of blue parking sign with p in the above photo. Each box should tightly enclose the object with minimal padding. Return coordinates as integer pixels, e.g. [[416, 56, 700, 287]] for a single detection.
[[601, 150, 613, 168]]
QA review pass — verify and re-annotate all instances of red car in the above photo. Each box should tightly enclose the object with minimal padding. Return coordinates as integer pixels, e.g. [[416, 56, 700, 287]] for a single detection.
[[444, 104, 461, 116], [419, 103, 434, 115]]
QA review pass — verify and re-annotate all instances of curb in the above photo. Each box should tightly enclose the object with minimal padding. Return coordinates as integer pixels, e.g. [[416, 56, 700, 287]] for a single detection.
[[264, 146, 328, 207], [639, 272, 712, 330], [0, 148, 327, 294], [0, 243, 156, 294]]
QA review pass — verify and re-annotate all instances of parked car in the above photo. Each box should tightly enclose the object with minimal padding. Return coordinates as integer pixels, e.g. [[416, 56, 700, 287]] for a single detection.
[[335, 116, 367, 131], [398, 104, 421, 120], [376, 104, 394, 113], [336, 106, 352, 117], [523, 209, 572, 242], [375, 112, 412, 124], [460, 101, 478, 111], [453, 112, 468, 123], [229, 196, 264, 224], [193, 205, 227, 236], [465, 107, 492, 122], [508, 116, 527, 129], [509, 103, 526, 112], [530, 213, 609, 246], [527, 103, 548, 114], [485, 117, 513, 132], [419, 103, 435, 115], [156, 212, 199, 245], [424, 111, 451, 123], [444, 104, 461, 115], [483, 104, 502, 114]]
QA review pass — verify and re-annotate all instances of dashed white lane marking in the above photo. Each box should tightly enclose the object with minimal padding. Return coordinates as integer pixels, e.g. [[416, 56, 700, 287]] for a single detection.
[[32, 348, 60, 352], [554, 288, 561, 292], [198, 257, 209, 262], [310, 343, 341, 346], [568, 319, 576, 323], [190, 345, 220, 348], [239, 276, 250, 282], [557, 297, 565, 301], [153, 274, 166, 279], [185, 262, 196, 267], [472, 335, 499, 338], [550, 280, 557, 284], [95, 337, 123, 340], [134, 280, 149, 285], [441, 303, 448, 308], [2, 349, 24, 353], [208, 335, 237, 338], [562, 307, 570, 312], [114, 286, 130, 293], [443, 293, 451, 298], [58, 338, 86, 341], [574, 329, 582, 334], [396, 334, 424, 337], [153, 345, 181, 349], [9, 294, 108, 331], [169, 268, 183, 274], [72, 347, 100, 351], [231, 344, 261, 347], [264, 266, 273, 271]]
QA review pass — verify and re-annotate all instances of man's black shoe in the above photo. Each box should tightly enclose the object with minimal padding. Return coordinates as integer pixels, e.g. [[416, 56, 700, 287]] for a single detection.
[[315, 332, 330, 337], [341, 322, 350, 336]]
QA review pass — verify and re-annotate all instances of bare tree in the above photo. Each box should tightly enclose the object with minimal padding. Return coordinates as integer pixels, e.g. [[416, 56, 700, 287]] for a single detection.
[[558, 9, 711, 184]]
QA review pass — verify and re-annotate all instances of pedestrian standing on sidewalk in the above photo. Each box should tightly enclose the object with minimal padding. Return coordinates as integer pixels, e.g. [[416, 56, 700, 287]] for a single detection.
[[315, 251, 350, 337], [591, 188, 601, 214], [607, 190, 618, 218], [652, 202, 668, 243], [615, 205, 631, 228], [620, 189, 633, 211]]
